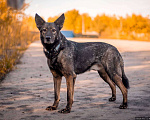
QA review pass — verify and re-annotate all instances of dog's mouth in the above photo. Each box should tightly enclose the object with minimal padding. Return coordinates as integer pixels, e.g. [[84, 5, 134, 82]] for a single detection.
[[44, 38, 55, 44]]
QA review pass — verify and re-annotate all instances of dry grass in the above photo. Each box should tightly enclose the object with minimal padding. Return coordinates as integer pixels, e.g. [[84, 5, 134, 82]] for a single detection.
[[0, 0, 39, 80]]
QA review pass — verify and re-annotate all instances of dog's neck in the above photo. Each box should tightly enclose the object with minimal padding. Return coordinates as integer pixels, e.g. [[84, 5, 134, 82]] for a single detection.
[[43, 41, 61, 54]]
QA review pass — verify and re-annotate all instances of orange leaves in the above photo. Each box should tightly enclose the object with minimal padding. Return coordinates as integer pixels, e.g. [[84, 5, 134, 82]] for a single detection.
[[48, 10, 150, 40], [0, 0, 38, 80]]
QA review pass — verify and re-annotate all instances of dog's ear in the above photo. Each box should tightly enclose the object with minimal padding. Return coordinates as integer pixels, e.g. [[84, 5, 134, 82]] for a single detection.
[[54, 13, 65, 30], [35, 13, 45, 30]]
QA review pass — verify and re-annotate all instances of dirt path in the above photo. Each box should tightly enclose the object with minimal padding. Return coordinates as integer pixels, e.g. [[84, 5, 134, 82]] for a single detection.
[[0, 39, 150, 120]]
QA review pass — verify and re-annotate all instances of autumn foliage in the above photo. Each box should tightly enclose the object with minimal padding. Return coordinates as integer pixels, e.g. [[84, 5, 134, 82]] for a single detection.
[[0, 0, 38, 80], [48, 9, 150, 41]]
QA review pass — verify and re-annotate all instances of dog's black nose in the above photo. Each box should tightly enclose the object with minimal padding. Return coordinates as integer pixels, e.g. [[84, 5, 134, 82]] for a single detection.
[[46, 36, 51, 41]]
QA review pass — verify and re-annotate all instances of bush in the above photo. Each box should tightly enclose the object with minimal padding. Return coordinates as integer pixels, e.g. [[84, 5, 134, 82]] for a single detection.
[[0, 0, 38, 80]]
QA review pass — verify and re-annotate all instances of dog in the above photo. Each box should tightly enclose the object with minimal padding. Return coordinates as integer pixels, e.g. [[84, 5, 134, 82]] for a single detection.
[[35, 13, 129, 113]]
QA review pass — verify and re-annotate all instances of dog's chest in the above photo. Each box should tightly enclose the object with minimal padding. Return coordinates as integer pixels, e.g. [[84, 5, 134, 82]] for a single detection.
[[48, 59, 62, 73], [48, 50, 63, 70]]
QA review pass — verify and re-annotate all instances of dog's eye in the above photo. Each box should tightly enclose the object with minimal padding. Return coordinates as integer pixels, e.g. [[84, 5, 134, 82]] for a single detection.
[[52, 29, 56, 32], [43, 28, 47, 32]]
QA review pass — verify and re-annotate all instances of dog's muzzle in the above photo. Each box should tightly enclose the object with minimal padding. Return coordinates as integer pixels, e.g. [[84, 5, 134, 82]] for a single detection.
[[44, 36, 54, 44], [46, 36, 51, 42]]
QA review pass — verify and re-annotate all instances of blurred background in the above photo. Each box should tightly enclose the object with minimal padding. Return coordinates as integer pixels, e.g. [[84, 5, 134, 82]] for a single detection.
[[0, 0, 150, 79]]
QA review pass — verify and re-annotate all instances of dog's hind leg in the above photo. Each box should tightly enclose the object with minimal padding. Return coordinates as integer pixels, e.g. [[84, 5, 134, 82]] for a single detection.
[[98, 68, 116, 102], [112, 74, 128, 109], [101, 47, 128, 108], [104, 64, 128, 108], [46, 69, 62, 111]]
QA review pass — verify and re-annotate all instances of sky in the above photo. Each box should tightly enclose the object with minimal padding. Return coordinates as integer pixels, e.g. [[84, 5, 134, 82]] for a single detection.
[[24, 0, 150, 20]]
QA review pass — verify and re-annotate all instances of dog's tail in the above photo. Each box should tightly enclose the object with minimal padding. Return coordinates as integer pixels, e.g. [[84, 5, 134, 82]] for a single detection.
[[119, 54, 130, 89], [122, 69, 130, 89]]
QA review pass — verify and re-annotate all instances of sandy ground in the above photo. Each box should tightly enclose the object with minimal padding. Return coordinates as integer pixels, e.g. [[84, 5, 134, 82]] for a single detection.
[[0, 38, 150, 120]]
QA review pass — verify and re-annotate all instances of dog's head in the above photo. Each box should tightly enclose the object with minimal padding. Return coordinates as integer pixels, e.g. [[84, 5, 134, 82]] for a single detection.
[[35, 13, 65, 45]]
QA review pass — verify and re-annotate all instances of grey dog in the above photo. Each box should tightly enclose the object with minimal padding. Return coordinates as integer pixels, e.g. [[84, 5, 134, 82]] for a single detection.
[[35, 13, 129, 113]]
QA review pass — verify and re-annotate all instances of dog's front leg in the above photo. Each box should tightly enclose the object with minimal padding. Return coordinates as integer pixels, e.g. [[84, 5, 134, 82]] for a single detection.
[[46, 69, 62, 111], [59, 74, 76, 113]]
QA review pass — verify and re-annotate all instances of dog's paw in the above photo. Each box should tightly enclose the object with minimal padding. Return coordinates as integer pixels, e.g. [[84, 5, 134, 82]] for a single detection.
[[46, 106, 57, 111], [58, 107, 71, 114], [119, 103, 128, 109], [109, 97, 116, 102]]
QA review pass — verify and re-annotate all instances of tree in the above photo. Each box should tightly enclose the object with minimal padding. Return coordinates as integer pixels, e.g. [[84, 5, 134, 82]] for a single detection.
[[63, 9, 81, 33], [92, 14, 110, 36], [82, 13, 92, 33]]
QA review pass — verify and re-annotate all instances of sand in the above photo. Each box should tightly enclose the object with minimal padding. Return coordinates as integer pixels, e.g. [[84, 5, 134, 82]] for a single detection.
[[0, 38, 150, 120]]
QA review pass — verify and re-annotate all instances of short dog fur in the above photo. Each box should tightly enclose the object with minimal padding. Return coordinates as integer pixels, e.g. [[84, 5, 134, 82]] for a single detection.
[[35, 13, 129, 113]]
